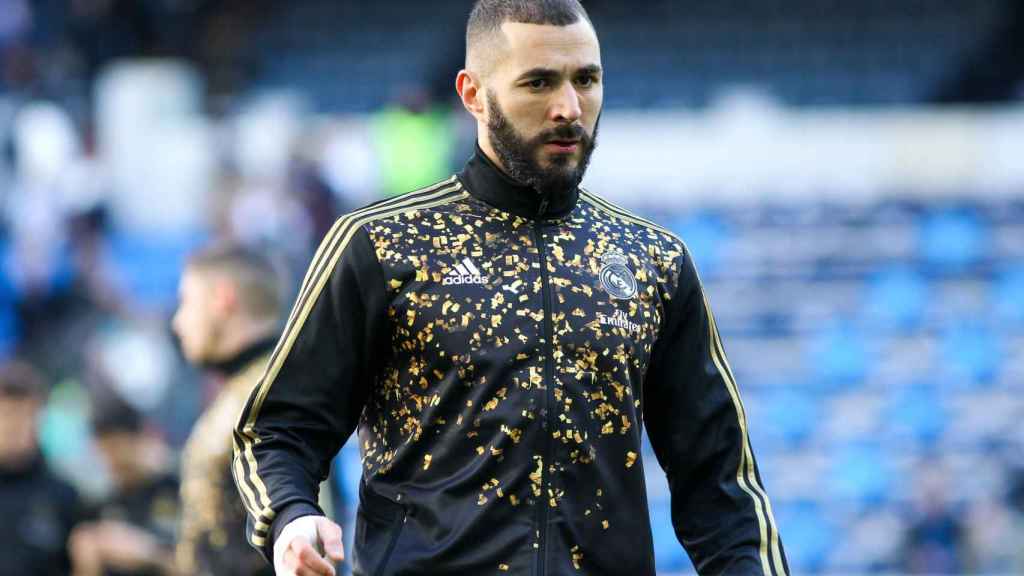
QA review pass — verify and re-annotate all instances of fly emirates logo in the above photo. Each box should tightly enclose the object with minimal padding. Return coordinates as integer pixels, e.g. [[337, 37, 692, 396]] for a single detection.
[[598, 308, 642, 336]]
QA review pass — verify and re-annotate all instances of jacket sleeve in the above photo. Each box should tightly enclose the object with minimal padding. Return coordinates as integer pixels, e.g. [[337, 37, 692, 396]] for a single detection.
[[642, 252, 788, 576], [232, 223, 388, 561]]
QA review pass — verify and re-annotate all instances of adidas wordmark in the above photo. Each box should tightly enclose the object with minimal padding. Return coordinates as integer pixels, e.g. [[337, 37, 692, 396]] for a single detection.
[[443, 257, 489, 286]]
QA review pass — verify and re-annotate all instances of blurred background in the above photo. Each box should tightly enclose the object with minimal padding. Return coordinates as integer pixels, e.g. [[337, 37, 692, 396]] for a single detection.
[[1, 0, 1023, 574]]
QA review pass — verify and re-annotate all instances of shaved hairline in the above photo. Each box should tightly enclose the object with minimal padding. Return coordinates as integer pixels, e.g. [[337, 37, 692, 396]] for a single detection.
[[186, 246, 284, 322], [468, 27, 503, 78], [464, 0, 593, 79], [465, 27, 507, 79], [466, 20, 598, 81]]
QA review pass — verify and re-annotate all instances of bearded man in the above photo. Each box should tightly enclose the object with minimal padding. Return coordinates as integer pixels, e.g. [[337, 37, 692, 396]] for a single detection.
[[234, 1, 788, 575]]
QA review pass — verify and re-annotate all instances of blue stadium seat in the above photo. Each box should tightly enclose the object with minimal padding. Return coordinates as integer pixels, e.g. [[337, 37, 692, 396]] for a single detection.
[[243, 0, 1003, 111], [885, 385, 947, 446], [649, 504, 691, 573], [828, 442, 892, 505], [773, 500, 834, 573], [862, 266, 929, 332], [334, 437, 363, 506], [668, 211, 730, 278], [0, 241, 20, 359], [0, 301, 18, 361], [993, 265, 1024, 329], [806, 321, 870, 388], [757, 386, 820, 448], [918, 208, 988, 272], [939, 321, 1002, 386], [334, 437, 366, 576]]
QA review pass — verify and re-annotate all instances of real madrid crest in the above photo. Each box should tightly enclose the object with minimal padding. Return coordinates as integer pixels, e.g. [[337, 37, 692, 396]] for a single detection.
[[599, 251, 637, 300]]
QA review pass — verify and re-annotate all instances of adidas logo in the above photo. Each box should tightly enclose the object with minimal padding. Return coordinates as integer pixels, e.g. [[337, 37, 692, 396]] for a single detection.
[[443, 257, 489, 286]]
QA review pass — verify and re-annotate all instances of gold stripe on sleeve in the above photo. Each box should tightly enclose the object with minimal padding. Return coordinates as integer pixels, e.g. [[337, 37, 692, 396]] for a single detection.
[[702, 293, 773, 575], [706, 297, 786, 576], [235, 180, 467, 534]]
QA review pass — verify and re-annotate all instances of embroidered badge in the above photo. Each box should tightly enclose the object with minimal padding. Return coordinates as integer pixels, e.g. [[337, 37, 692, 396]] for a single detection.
[[599, 251, 637, 300]]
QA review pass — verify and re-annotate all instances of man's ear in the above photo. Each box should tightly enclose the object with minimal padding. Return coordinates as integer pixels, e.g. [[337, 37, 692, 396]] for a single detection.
[[456, 70, 486, 122]]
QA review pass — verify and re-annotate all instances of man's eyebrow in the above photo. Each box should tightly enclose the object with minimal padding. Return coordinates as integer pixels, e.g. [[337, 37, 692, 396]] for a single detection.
[[515, 64, 603, 81], [515, 68, 560, 81]]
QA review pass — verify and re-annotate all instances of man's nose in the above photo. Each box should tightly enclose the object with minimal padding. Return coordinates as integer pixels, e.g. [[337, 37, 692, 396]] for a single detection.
[[550, 83, 582, 123]]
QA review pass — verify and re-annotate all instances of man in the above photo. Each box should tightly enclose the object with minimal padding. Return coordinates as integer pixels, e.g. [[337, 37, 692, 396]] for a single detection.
[[171, 245, 283, 576], [0, 361, 81, 576], [234, 1, 789, 575], [69, 395, 179, 576]]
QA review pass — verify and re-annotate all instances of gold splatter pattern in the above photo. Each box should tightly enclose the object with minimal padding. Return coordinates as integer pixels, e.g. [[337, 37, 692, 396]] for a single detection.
[[353, 187, 685, 572]]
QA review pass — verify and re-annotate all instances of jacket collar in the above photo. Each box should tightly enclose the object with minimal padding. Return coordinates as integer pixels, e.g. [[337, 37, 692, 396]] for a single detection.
[[206, 335, 277, 377], [457, 144, 579, 220], [0, 452, 43, 479]]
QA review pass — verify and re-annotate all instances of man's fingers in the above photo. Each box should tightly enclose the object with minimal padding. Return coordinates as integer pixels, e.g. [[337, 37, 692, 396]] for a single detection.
[[289, 538, 335, 576], [316, 517, 345, 562], [273, 515, 341, 576]]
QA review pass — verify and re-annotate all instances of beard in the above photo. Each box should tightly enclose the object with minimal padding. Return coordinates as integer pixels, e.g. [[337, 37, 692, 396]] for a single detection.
[[183, 324, 224, 370], [486, 90, 599, 195]]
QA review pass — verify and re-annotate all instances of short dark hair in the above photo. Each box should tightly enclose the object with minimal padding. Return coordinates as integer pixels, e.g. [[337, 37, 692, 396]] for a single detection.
[[468, 0, 590, 35], [466, 0, 592, 72], [0, 361, 46, 399], [186, 244, 284, 321]]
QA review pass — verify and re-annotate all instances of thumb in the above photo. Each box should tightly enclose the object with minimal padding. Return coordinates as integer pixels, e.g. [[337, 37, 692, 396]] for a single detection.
[[316, 517, 345, 562]]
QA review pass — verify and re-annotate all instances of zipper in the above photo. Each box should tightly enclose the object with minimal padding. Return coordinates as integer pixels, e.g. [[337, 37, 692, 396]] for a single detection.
[[532, 222, 555, 576], [375, 501, 409, 576]]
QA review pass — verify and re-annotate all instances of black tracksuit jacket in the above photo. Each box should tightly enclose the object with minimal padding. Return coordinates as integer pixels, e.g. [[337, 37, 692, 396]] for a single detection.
[[233, 147, 788, 576]]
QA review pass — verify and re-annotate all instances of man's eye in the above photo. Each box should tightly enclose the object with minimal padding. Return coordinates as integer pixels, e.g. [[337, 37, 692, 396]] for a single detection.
[[528, 78, 548, 89], [576, 76, 596, 87]]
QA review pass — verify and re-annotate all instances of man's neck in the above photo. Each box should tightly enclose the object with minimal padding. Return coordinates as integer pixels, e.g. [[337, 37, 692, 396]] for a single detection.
[[114, 464, 149, 493], [458, 144, 579, 220], [219, 317, 277, 359], [477, 135, 509, 177], [206, 322, 278, 376], [0, 448, 40, 475]]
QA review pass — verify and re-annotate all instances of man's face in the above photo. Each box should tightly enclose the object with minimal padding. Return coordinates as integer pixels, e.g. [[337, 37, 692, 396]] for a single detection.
[[95, 431, 140, 487], [0, 394, 40, 463], [172, 268, 221, 365], [484, 21, 603, 193]]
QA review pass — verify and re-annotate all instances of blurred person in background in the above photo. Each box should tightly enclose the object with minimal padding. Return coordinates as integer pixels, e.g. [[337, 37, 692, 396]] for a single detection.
[[171, 244, 283, 576], [372, 84, 456, 197], [69, 393, 179, 576], [0, 360, 82, 576], [899, 462, 971, 574], [234, 1, 786, 575], [4, 100, 120, 384]]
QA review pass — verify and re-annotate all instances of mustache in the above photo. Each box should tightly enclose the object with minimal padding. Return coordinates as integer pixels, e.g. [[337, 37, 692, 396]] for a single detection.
[[538, 124, 588, 143]]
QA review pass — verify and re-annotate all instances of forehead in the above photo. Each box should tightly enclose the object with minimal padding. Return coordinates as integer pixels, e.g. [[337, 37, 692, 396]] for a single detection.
[[0, 393, 39, 406], [180, 267, 211, 294], [498, 21, 601, 74]]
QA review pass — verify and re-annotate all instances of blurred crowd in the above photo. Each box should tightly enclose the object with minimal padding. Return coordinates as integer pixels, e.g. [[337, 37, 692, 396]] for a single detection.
[[0, 1, 470, 574]]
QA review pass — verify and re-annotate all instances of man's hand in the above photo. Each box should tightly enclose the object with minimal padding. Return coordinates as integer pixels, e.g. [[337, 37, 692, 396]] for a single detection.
[[274, 515, 345, 576], [69, 524, 103, 576], [93, 520, 165, 570], [70, 521, 176, 576]]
